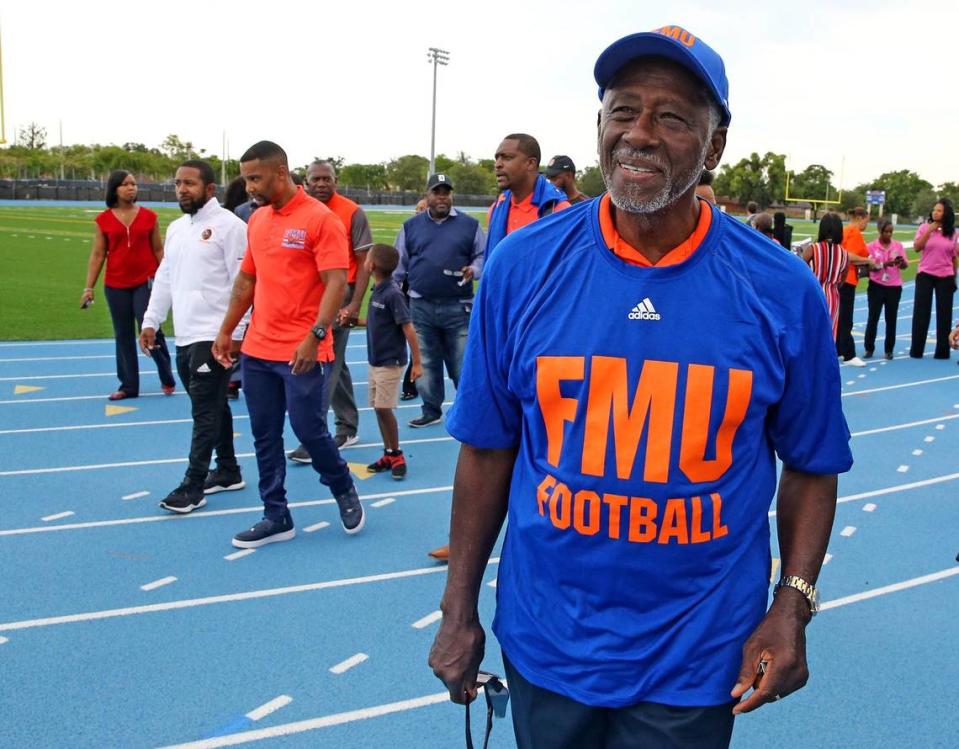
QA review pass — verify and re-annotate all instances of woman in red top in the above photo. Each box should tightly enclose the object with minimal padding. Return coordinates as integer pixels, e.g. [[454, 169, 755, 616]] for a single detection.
[[81, 170, 175, 400]]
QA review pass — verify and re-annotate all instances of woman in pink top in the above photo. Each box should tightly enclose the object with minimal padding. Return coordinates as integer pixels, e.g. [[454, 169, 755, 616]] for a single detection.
[[864, 218, 908, 359], [910, 198, 958, 359]]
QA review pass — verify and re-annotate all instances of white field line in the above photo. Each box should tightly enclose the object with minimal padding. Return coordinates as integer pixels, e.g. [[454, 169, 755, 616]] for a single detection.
[[302, 522, 330, 533], [140, 576, 177, 592], [0, 485, 454, 538], [245, 695, 292, 722], [121, 491, 150, 500], [224, 549, 256, 562], [0, 435, 455, 476], [40, 511, 74, 522], [0, 636, 7, 644], [158, 566, 959, 749], [850, 413, 959, 437], [411, 610, 443, 629], [863, 503, 877, 512], [0, 392, 187, 406], [0, 559, 500, 634], [0, 372, 117, 382], [370, 498, 395, 508], [768, 471, 959, 517], [0, 354, 116, 363], [842, 375, 959, 398], [329, 653, 368, 674], [839, 526, 857, 537]]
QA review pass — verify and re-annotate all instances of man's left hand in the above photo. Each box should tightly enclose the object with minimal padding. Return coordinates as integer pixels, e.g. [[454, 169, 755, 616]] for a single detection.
[[459, 266, 474, 284], [730, 597, 809, 714], [337, 304, 360, 327], [289, 334, 318, 375]]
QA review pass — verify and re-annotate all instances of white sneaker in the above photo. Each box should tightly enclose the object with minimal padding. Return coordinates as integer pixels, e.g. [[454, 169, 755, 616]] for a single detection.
[[845, 357, 867, 367]]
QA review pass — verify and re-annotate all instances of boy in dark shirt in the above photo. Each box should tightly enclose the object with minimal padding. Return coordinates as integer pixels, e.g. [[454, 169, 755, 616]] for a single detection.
[[364, 244, 422, 479]]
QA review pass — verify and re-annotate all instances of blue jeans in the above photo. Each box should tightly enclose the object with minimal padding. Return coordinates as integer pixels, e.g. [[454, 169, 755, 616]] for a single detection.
[[410, 297, 470, 420], [241, 355, 353, 521], [104, 282, 175, 395]]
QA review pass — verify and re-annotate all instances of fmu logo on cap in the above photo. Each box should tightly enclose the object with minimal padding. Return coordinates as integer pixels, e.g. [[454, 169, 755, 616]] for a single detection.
[[653, 25, 696, 47]]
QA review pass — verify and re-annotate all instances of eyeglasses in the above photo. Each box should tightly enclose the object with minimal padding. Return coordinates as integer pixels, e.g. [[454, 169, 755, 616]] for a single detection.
[[465, 671, 510, 749]]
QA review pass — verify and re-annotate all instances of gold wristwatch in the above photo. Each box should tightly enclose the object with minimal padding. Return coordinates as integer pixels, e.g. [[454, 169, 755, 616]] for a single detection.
[[775, 575, 819, 617]]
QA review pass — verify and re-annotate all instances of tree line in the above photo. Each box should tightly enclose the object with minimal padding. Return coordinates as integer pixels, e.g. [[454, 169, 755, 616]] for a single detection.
[[2, 124, 953, 217]]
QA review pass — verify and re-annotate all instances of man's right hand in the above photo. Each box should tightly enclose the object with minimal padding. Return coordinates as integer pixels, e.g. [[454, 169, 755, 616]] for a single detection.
[[428, 614, 486, 704], [212, 331, 236, 369], [949, 325, 959, 350], [139, 327, 157, 356]]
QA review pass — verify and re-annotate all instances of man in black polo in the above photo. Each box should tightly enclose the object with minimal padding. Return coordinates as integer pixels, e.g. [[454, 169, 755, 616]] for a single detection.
[[545, 155, 589, 203], [393, 173, 486, 429]]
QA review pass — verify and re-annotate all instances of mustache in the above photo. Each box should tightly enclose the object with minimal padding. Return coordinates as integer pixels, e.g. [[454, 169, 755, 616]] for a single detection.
[[610, 148, 668, 171]]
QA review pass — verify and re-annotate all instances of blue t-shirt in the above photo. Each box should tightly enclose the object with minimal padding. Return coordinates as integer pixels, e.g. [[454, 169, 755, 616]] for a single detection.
[[366, 279, 411, 367], [446, 198, 853, 709]]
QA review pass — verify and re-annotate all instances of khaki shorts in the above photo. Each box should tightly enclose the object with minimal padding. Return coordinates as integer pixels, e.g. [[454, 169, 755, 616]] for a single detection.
[[368, 365, 404, 409]]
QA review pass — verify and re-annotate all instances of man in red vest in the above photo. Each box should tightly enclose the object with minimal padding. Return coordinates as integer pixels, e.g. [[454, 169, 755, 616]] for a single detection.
[[288, 160, 374, 463]]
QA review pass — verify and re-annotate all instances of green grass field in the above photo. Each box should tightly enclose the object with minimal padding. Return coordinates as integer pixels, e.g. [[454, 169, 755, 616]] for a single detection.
[[0, 204, 920, 340]]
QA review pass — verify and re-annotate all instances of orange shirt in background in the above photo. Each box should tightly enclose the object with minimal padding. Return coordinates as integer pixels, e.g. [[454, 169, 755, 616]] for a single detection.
[[842, 224, 868, 285], [598, 193, 712, 267], [240, 187, 349, 363], [487, 192, 572, 235]]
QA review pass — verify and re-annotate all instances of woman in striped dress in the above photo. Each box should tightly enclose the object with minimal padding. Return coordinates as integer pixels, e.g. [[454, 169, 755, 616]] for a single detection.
[[802, 213, 876, 338]]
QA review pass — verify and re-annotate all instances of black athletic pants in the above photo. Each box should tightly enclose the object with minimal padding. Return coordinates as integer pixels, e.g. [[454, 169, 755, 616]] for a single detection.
[[836, 282, 858, 361], [864, 282, 902, 356], [503, 654, 736, 749], [910, 272, 956, 359], [175, 341, 238, 487]]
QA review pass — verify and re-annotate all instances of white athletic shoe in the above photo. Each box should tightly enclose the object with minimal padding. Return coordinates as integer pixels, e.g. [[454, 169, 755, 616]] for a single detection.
[[844, 357, 867, 367]]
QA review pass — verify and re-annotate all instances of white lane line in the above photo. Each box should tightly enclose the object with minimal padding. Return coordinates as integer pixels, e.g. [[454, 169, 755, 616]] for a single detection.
[[0, 417, 205, 436], [224, 549, 256, 562], [329, 653, 368, 674], [0, 435, 456, 476], [0, 340, 123, 348], [370, 498, 395, 508], [156, 691, 452, 749], [0, 354, 115, 363], [822, 554, 833, 565], [845, 380, 855, 386], [935, 423, 945, 430], [140, 576, 177, 592], [857, 374, 866, 379], [411, 611, 442, 629], [897, 465, 910, 473], [0, 559, 503, 633], [0, 485, 453, 537], [862, 503, 877, 512], [0, 391, 186, 406], [41, 511, 74, 522], [303, 522, 330, 533], [842, 374, 959, 398], [925, 436, 935, 443], [0, 372, 117, 382], [245, 695, 292, 721], [487, 578, 497, 588], [850, 413, 959, 437], [122, 491, 150, 501], [820, 567, 959, 612], [840, 526, 857, 537], [912, 449, 924, 456]]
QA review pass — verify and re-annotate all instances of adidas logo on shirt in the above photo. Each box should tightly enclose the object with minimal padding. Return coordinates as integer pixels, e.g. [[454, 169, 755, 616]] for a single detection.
[[628, 297, 661, 321]]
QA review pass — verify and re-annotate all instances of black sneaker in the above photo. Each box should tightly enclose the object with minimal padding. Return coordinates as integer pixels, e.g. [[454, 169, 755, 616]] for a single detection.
[[367, 453, 393, 473], [288, 444, 311, 464], [203, 468, 245, 495], [409, 414, 443, 428], [232, 513, 295, 548], [335, 434, 359, 449], [159, 482, 206, 514], [885, 352, 894, 360], [863, 349, 874, 359], [334, 485, 365, 534], [391, 452, 407, 480]]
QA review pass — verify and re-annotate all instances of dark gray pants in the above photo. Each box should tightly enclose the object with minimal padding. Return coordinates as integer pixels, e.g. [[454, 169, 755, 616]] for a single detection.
[[175, 341, 238, 486]]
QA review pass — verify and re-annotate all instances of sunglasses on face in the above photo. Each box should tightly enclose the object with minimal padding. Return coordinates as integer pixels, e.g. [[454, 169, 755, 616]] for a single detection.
[[465, 671, 510, 749]]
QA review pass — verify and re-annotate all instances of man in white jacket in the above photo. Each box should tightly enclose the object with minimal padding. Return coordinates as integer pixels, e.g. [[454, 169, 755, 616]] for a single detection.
[[141, 160, 249, 513]]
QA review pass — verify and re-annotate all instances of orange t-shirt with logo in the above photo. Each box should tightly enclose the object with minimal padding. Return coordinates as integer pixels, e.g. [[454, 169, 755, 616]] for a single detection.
[[842, 225, 868, 285], [240, 187, 349, 363], [598, 193, 712, 267]]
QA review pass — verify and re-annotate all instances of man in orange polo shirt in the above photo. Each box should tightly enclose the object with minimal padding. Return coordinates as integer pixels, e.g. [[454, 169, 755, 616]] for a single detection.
[[485, 133, 571, 256], [213, 141, 364, 548], [838, 206, 870, 366], [287, 160, 374, 463]]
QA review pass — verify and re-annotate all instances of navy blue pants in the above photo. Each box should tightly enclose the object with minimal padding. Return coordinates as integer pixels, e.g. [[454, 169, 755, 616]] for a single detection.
[[503, 654, 736, 749], [241, 355, 353, 521], [104, 282, 175, 395]]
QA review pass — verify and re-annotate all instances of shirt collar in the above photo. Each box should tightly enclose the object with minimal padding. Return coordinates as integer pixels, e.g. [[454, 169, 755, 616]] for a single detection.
[[190, 196, 220, 223], [272, 185, 307, 216], [427, 206, 458, 223]]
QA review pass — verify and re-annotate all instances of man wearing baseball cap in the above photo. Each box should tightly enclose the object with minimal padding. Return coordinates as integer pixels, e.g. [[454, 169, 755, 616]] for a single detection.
[[545, 155, 589, 204], [429, 26, 851, 747], [393, 173, 486, 430]]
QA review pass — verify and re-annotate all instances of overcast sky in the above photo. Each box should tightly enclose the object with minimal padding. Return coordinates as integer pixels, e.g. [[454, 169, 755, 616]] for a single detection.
[[3, 0, 956, 189]]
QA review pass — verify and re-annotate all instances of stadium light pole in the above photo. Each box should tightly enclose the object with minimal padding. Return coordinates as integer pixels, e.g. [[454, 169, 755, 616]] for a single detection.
[[427, 47, 449, 177]]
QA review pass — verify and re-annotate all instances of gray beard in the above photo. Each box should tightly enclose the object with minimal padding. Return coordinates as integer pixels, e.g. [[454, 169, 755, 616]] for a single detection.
[[603, 143, 708, 214]]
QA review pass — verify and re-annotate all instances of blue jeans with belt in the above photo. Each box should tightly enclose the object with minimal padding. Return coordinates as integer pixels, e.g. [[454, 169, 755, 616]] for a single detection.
[[409, 297, 470, 421], [241, 355, 353, 521]]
